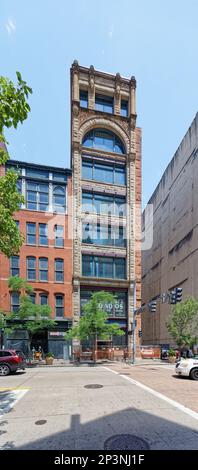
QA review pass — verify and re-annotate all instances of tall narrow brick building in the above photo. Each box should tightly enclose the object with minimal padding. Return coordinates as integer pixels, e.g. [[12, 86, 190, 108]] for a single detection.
[[70, 62, 142, 354]]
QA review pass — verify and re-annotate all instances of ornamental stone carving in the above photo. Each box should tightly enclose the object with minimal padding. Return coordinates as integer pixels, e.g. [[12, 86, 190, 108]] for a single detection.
[[72, 102, 79, 117], [79, 116, 130, 154]]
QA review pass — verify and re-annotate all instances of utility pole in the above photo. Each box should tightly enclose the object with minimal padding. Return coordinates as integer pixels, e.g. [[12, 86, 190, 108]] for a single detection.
[[131, 281, 137, 364]]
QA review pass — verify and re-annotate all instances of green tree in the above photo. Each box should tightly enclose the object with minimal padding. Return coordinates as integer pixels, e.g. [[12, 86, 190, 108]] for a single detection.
[[0, 72, 32, 256], [167, 297, 198, 350], [65, 291, 124, 362], [3, 276, 56, 356]]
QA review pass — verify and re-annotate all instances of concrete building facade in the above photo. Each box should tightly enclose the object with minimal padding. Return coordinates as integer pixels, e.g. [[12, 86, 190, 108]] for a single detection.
[[142, 113, 198, 346], [71, 62, 142, 353]]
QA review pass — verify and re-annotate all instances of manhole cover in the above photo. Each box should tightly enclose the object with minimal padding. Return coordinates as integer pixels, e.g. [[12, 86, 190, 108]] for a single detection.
[[84, 384, 103, 389], [104, 434, 150, 450], [35, 420, 47, 425]]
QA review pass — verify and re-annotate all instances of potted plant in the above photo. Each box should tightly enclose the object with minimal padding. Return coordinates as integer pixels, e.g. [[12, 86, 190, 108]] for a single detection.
[[167, 348, 176, 363], [45, 352, 54, 365]]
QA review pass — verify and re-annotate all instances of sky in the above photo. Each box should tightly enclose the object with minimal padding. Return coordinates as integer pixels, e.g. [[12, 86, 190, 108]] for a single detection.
[[1, 0, 198, 205]]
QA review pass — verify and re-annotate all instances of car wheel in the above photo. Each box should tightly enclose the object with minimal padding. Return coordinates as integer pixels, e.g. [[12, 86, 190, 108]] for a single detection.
[[190, 368, 198, 380], [0, 364, 10, 376]]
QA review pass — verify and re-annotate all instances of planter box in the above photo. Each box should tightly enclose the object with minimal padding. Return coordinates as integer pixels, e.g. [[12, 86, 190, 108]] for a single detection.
[[45, 357, 54, 365], [168, 356, 176, 363]]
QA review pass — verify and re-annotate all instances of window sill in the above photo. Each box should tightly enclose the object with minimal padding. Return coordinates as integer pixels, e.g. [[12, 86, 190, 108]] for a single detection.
[[81, 177, 126, 187]]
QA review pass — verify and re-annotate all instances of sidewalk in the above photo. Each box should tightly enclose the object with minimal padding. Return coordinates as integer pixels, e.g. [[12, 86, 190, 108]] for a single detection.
[[26, 358, 172, 368]]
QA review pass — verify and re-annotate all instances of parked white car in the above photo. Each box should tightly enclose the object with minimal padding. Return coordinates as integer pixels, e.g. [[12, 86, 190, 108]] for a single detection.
[[175, 357, 198, 380]]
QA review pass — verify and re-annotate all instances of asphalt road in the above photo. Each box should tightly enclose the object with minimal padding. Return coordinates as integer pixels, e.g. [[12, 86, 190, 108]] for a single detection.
[[0, 365, 198, 450]]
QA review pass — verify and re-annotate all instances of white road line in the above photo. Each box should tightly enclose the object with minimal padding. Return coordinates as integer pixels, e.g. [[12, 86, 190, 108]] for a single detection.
[[103, 366, 198, 422], [0, 389, 28, 419]]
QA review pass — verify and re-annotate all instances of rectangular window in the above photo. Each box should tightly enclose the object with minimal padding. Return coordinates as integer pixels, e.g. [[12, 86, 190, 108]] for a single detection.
[[26, 168, 49, 179], [95, 94, 113, 114], [82, 223, 126, 247], [26, 222, 36, 245], [82, 192, 126, 217], [82, 161, 92, 180], [115, 196, 126, 217], [11, 292, 20, 313], [39, 258, 48, 282], [54, 225, 64, 247], [55, 295, 64, 317], [80, 290, 127, 318], [121, 100, 128, 117], [115, 258, 126, 279], [10, 256, 20, 276], [40, 294, 48, 305], [82, 255, 93, 277], [82, 255, 126, 279], [82, 192, 93, 213], [98, 256, 114, 278], [38, 184, 49, 211], [15, 220, 19, 228], [80, 90, 88, 108], [39, 223, 48, 246], [94, 163, 113, 184], [26, 182, 49, 211], [53, 172, 67, 182], [82, 159, 126, 186], [55, 259, 64, 282], [17, 179, 22, 194], [114, 166, 126, 185], [27, 257, 36, 281]]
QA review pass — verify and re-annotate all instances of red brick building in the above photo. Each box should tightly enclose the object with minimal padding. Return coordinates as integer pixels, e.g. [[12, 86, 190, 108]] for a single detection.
[[0, 160, 72, 357]]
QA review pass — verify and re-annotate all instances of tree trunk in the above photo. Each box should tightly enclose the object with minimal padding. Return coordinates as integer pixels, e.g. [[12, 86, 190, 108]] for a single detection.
[[92, 334, 97, 364]]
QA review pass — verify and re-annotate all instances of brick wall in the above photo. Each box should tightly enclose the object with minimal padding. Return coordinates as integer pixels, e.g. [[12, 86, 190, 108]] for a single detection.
[[0, 176, 73, 319]]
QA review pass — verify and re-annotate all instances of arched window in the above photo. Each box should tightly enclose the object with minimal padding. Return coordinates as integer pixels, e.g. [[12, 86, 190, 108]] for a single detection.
[[40, 293, 48, 305], [53, 185, 66, 212], [82, 129, 125, 154]]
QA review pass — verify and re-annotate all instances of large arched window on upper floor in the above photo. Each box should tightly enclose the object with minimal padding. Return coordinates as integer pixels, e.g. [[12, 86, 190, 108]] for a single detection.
[[82, 129, 126, 154]]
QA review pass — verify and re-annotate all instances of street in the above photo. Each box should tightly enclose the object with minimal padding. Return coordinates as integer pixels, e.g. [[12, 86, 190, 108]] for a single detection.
[[0, 363, 198, 450]]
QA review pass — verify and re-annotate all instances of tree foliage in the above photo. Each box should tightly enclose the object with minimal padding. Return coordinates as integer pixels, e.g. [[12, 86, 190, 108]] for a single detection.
[[4, 277, 56, 348], [0, 72, 32, 257], [167, 297, 198, 348], [0, 71, 32, 161], [0, 168, 24, 256], [65, 291, 124, 361]]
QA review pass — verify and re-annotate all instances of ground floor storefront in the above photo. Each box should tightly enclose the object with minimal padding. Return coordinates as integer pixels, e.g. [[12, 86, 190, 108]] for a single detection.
[[2, 320, 72, 359]]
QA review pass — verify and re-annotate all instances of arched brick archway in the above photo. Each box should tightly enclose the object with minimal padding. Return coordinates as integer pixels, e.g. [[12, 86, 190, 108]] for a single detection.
[[79, 116, 130, 154]]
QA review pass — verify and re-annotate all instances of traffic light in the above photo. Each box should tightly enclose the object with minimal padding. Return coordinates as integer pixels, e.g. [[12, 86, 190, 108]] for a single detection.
[[138, 330, 142, 337], [149, 300, 157, 312], [169, 288, 183, 304], [169, 290, 176, 304], [176, 287, 182, 302]]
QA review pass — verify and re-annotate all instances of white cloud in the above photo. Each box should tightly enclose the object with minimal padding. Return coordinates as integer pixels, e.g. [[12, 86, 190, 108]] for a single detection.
[[6, 18, 16, 35]]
